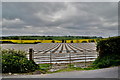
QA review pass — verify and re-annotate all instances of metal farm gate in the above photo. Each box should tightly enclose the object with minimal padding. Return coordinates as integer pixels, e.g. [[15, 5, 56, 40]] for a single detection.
[[27, 48, 98, 70]]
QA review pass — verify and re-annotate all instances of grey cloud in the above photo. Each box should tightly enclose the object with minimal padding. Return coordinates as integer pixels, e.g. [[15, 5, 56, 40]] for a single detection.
[[2, 2, 118, 37]]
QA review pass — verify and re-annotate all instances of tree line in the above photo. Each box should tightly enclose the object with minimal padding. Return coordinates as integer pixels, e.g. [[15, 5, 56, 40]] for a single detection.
[[1, 36, 102, 40]]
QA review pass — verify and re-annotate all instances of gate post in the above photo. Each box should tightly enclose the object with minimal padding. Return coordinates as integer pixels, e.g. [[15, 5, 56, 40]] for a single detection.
[[97, 50, 99, 57], [29, 48, 34, 61]]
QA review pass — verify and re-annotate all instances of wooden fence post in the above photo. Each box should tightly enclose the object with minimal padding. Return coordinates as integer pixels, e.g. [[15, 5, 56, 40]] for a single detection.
[[29, 48, 33, 61]]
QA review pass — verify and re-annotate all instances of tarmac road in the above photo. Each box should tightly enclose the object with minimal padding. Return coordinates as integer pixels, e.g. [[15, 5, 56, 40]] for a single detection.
[[2, 67, 119, 78]]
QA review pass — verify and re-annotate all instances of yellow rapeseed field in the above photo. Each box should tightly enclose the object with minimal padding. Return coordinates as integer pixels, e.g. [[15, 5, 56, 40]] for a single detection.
[[1, 39, 97, 43]]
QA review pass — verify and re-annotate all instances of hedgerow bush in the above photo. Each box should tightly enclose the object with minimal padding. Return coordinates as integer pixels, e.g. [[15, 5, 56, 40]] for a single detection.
[[2, 49, 39, 73], [93, 36, 120, 68]]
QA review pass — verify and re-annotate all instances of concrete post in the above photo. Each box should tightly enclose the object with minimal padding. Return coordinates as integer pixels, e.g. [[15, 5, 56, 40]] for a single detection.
[[84, 49, 86, 67], [50, 51, 52, 69], [69, 51, 72, 68]]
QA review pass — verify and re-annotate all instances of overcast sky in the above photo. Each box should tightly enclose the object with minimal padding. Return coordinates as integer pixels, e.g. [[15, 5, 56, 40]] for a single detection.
[[2, 2, 118, 37]]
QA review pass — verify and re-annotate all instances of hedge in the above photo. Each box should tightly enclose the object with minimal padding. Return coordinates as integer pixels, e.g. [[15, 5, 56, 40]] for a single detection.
[[2, 49, 39, 73], [93, 36, 120, 68]]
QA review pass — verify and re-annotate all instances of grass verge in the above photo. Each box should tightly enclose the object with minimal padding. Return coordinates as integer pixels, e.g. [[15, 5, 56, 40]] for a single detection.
[[47, 67, 99, 74]]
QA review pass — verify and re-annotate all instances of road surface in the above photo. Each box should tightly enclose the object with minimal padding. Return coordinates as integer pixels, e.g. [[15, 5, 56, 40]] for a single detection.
[[2, 67, 119, 78]]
